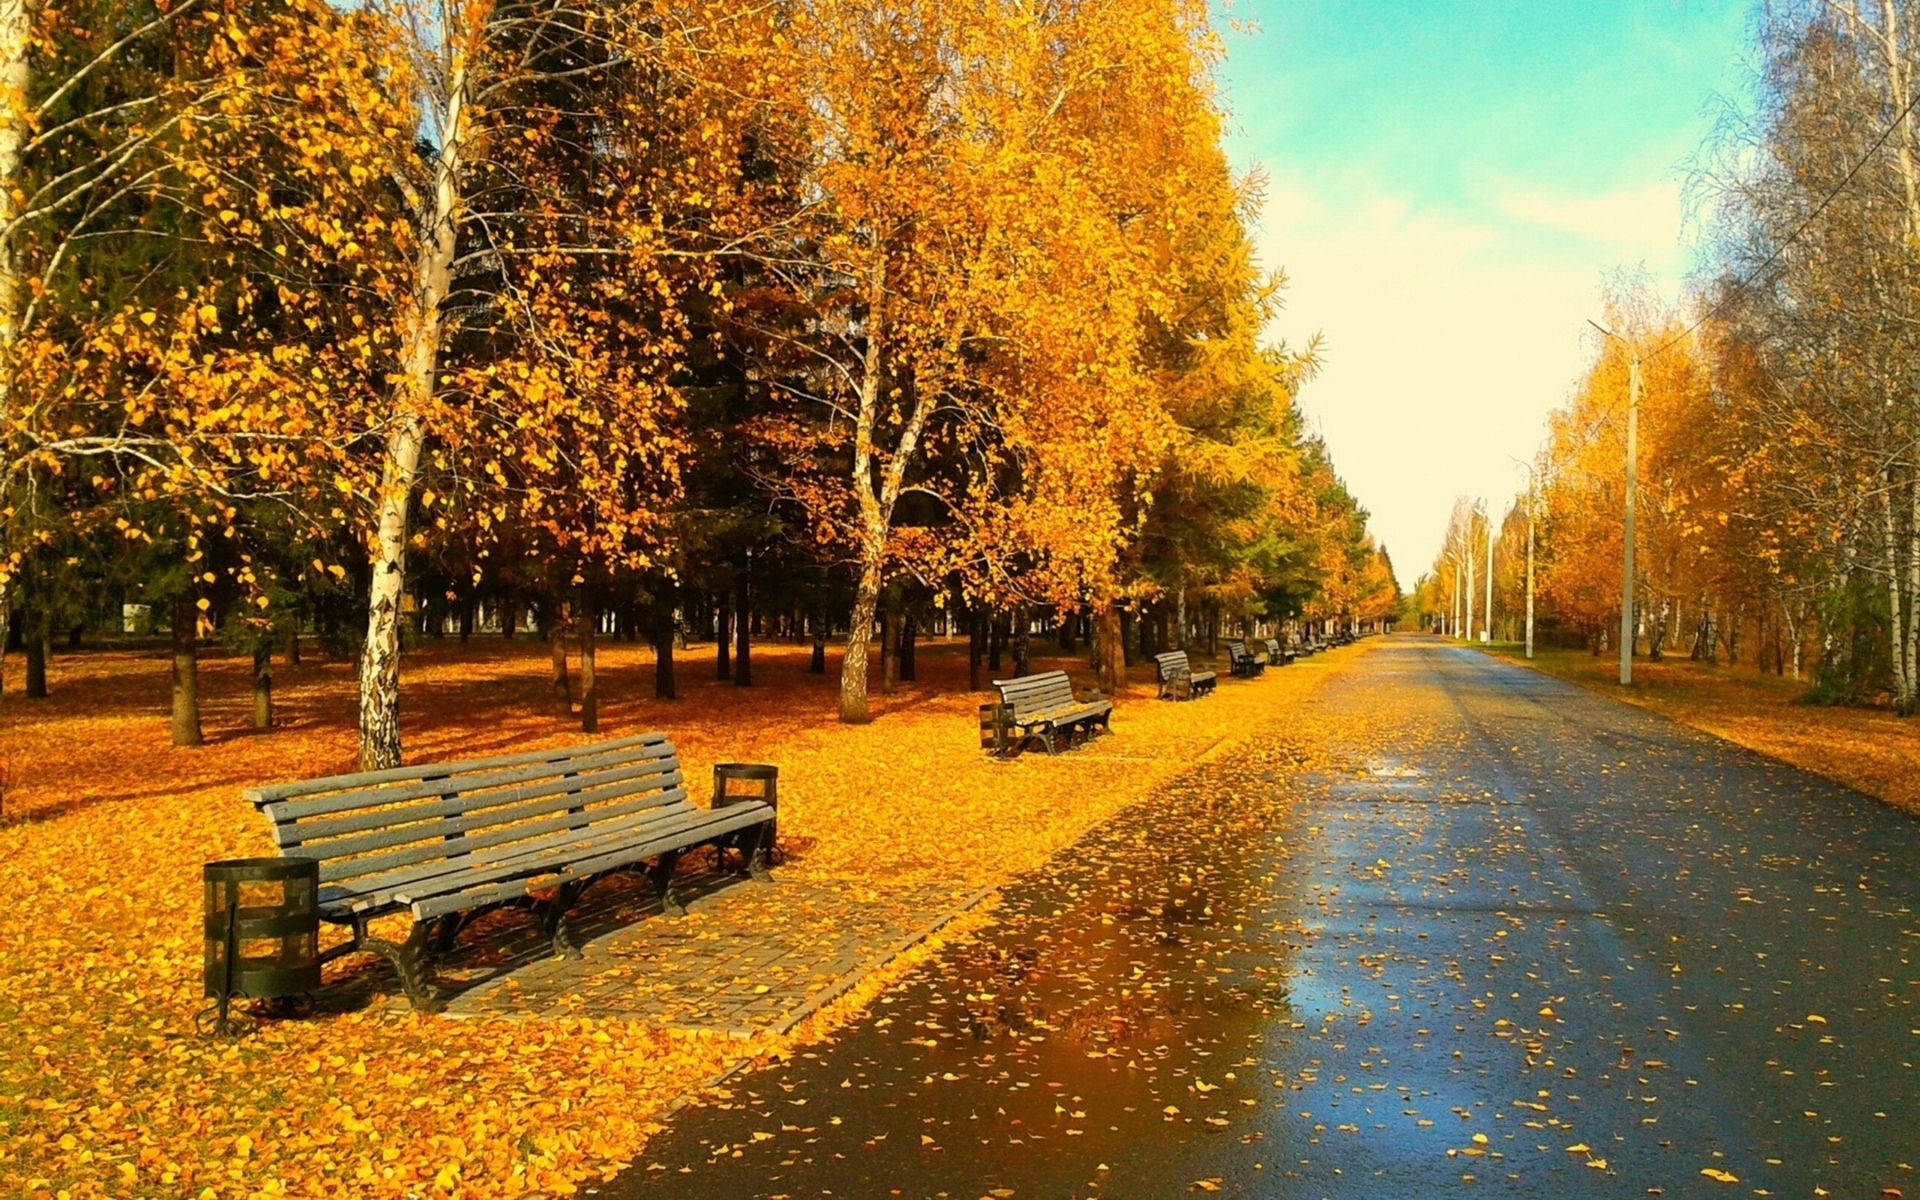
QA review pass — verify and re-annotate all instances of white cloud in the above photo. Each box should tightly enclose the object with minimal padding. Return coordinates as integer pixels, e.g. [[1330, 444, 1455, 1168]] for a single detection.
[[1255, 169, 1691, 586], [1489, 178, 1688, 269]]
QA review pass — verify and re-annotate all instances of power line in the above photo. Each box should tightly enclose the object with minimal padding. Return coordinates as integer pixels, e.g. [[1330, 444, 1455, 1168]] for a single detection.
[[1647, 82, 1920, 360]]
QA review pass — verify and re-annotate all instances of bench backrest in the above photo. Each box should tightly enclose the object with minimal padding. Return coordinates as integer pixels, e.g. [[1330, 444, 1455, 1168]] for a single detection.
[[245, 733, 687, 906], [1153, 650, 1192, 680], [1265, 639, 1284, 658], [1227, 640, 1252, 663], [992, 670, 1078, 718]]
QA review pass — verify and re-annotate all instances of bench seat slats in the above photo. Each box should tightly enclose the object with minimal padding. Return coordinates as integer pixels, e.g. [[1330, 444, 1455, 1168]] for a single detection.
[[397, 802, 772, 920], [256, 739, 676, 822], [318, 784, 693, 907], [991, 670, 1083, 718], [308, 778, 690, 884], [270, 756, 682, 848], [244, 732, 668, 807]]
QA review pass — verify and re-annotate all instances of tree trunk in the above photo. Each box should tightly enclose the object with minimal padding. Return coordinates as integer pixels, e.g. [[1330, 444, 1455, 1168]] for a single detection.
[[251, 645, 273, 732], [652, 600, 677, 700], [22, 601, 44, 699], [733, 571, 751, 687], [354, 56, 468, 771], [1887, 486, 1913, 713], [458, 599, 474, 643], [900, 609, 917, 681], [969, 608, 985, 690], [578, 590, 598, 733], [502, 598, 517, 641], [880, 602, 899, 693], [283, 622, 300, 665], [547, 605, 571, 717], [809, 620, 826, 674], [1175, 588, 1188, 650], [988, 613, 1004, 673], [838, 556, 881, 723], [171, 594, 203, 748], [1012, 605, 1030, 676], [1786, 603, 1803, 681], [0, 0, 24, 549], [715, 593, 731, 680], [1094, 603, 1125, 695]]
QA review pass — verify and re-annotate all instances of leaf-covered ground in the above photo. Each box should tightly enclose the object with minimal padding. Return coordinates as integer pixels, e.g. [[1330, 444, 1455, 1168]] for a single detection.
[[0, 636, 1351, 1197], [1486, 644, 1920, 816]]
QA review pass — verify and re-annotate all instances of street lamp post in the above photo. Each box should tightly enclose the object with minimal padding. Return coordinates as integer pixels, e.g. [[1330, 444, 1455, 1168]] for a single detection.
[[1524, 477, 1537, 660], [1483, 509, 1494, 644], [1588, 320, 1641, 687], [1619, 353, 1640, 685]]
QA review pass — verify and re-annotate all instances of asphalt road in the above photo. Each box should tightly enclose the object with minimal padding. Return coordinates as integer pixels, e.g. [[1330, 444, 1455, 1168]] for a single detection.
[[604, 636, 1920, 1199]]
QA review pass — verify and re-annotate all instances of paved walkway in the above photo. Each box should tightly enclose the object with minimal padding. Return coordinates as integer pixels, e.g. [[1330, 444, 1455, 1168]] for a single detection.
[[432, 868, 960, 1035], [605, 636, 1920, 1199]]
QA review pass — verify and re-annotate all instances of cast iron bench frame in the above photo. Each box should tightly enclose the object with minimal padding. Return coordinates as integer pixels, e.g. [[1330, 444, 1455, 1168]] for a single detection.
[[244, 732, 776, 1012]]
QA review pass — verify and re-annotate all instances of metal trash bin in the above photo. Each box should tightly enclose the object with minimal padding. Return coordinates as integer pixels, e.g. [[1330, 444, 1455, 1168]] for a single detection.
[[978, 703, 1011, 755], [203, 856, 320, 1033]]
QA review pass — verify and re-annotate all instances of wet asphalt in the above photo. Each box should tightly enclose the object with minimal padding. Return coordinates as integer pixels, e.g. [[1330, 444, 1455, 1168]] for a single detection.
[[603, 637, 1919, 1199]]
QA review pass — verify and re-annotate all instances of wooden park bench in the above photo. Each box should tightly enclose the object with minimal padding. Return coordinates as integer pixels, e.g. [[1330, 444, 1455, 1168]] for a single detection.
[[1226, 640, 1265, 678], [1263, 638, 1296, 667], [990, 669, 1112, 755], [1152, 650, 1217, 700], [244, 732, 777, 1012]]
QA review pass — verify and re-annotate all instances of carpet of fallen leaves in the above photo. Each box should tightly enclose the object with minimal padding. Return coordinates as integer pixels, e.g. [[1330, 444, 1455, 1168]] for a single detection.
[[0, 634, 1353, 1198], [1489, 644, 1920, 817]]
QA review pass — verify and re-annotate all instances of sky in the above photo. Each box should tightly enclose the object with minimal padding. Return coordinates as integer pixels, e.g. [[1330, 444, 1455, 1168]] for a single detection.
[[1216, 0, 1755, 586]]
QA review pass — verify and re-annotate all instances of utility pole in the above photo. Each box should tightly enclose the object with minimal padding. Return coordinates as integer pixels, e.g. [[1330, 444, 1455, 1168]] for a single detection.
[[1524, 476, 1536, 660], [1588, 319, 1642, 687], [1464, 531, 1476, 644], [1619, 353, 1640, 685], [1483, 508, 1495, 644], [1450, 553, 1461, 637]]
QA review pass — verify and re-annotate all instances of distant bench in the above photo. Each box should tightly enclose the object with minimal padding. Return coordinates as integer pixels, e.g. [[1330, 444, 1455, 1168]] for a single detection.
[[1152, 650, 1217, 700], [1226, 640, 1265, 678], [245, 732, 777, 1012], [990, 669, 1112, 755], [1263, 638, 1296, 667]]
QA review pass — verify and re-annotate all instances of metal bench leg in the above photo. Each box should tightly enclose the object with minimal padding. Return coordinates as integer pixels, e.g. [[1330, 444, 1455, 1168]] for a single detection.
[[363, 921, 445, 1014], [427, 911, 466, 954], [541, 882, 585, 960], [746, 822, 775, 883], [649, 850, 687, 916]]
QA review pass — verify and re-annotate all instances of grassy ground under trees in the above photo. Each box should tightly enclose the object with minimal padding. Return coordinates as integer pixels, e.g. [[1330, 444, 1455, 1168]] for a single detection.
[[0, 635, 1357, 1198], [1482, 643, 1920, 817]]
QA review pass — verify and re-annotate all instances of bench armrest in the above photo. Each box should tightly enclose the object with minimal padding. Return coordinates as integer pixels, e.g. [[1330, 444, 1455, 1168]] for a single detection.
[[712, 762, 780, 810]]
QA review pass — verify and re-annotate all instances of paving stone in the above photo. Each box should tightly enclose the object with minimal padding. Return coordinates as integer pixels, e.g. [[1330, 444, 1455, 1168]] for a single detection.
[[438, 867, 968, 1033]]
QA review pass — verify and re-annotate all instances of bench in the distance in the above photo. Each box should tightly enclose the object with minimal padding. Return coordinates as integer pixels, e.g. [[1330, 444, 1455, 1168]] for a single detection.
[[245, 732, 776, 1012], [990, 669, 1112, 754], [1263, 638, 1296, 667], [1226, 640, 1265, 678], [1152, 650, 1217, 700]]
